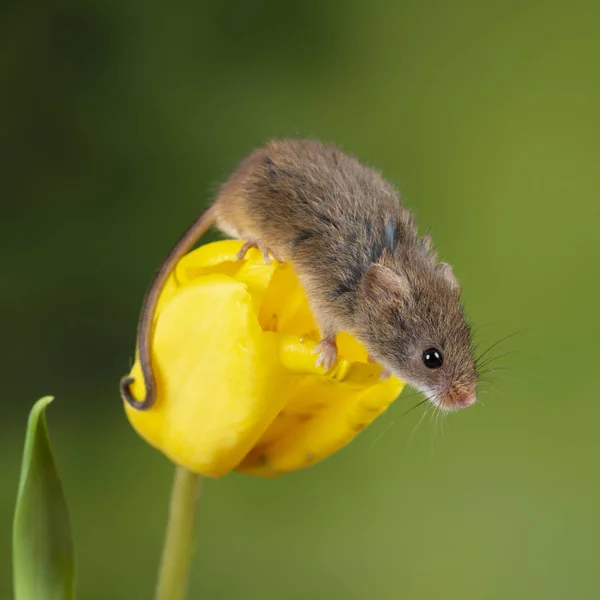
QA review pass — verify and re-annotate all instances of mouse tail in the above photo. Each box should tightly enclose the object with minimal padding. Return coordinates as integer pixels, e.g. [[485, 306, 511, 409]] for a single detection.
[[120, 204, 218, 410]]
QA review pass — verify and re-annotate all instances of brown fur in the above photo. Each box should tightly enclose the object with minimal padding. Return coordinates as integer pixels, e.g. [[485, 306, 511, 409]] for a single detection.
[[215, 139, 477, 409], [121, 139, 477, 411]]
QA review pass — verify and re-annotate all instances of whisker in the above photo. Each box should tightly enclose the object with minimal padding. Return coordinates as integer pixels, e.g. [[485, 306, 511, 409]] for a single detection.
[[407, 399, 434, 446], [477, 350, 522, 371], [397, 389, 425, 402], [439, 407, 447, 441], [478, 366, 512, 375], [431, 402, 440, 458], [403, 395, 433, 416], [369, 420, 396, 449], [477, 380, 504, 397], [482, 385, 504, 397], [480, 373, 522, 385], [468, 320, 506, 335], [475, 331, 523, 365], [481, 363, 549, 384]]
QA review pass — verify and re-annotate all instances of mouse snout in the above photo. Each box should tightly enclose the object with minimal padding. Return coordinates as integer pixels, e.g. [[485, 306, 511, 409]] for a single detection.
[[455, 393, 476, 409], [438, 382, 477, 411]]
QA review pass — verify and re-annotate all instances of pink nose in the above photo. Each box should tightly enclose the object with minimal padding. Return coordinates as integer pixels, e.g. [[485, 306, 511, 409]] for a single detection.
[[437, 386, 477, 411], [457, 394, 476, 409]]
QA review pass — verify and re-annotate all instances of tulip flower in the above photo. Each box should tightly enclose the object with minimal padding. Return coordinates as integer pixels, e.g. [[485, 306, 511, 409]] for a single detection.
[[123, 240, 405, 478]]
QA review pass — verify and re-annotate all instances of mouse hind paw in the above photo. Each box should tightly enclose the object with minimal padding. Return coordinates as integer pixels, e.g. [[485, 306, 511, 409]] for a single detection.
[[368, 354, 392, 379], [237, 240, 282, 264]]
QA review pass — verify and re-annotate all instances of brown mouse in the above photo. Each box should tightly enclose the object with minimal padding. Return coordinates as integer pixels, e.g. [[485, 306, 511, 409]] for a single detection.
[[121, 139, 477, 412]]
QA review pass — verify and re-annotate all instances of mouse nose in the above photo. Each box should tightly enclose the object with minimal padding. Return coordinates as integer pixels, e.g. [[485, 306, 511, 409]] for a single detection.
[[442, 384, 477, 410], [456, 394, 476, 409]]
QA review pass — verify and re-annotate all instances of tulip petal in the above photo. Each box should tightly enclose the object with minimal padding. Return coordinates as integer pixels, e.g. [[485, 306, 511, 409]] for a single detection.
[[125, 275, 288, 477], [236, 339, 403, 477]]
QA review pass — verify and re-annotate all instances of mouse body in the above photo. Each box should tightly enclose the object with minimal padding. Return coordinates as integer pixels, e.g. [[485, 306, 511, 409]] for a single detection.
[[121, 139, 477, 412]]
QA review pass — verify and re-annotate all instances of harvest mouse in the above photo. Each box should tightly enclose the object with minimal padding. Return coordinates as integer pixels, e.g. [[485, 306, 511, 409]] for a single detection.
[[121, 139, 477, 412]]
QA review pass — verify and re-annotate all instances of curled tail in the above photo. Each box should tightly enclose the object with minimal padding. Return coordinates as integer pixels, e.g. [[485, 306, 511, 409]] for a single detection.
[[121, 204, 218, 410]]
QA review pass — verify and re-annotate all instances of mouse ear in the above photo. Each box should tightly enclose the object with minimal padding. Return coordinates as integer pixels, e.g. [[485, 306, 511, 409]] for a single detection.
[[437, 262, 460, 291], [360, 264, 409, 302], [416, 232, 437, 262]]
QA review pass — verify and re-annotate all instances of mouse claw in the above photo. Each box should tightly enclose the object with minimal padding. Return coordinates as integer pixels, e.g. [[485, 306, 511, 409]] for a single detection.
[[237, 241, 264, 262], [314, 338, 338, 371], [368, 354, 392, 380], [379, 367, 392, 380], [237, 240, 282, 264]]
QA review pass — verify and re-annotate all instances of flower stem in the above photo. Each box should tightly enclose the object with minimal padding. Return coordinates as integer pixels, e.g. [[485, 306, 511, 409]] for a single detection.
[[155, 467, 203, 600]]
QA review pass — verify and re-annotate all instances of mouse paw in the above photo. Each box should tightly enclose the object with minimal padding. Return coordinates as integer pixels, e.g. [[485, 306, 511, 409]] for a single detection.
[[237, 240, 282, 264], [368, 354, 392, 379], [379, 367, 392, 380], [314, 337, 338, 371]]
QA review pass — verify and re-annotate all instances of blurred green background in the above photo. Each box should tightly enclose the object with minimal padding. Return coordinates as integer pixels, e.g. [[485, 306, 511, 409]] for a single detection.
[[2, 0, 599, 598]]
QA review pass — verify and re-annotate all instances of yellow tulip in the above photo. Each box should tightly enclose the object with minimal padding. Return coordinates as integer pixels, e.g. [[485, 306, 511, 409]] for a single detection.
[[123, 240, 405, 477]]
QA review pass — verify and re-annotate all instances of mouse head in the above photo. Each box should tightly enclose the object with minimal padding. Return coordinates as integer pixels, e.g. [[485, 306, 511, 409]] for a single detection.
[[356, 259, 477, 411]]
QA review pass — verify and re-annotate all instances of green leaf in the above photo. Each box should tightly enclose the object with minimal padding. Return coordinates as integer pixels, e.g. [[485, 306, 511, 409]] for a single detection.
[[13, 396, 75, 600]]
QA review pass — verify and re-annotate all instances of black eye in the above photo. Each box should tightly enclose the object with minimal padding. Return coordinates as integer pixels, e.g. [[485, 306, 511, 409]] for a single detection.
[[422, 348, 443, 369]]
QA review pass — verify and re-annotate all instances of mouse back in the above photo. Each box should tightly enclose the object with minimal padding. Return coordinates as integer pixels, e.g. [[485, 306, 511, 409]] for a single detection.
[[215, 139, 478, 410]]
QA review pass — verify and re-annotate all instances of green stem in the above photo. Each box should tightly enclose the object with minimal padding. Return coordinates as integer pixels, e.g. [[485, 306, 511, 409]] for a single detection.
[[155, 467, 203, 600]]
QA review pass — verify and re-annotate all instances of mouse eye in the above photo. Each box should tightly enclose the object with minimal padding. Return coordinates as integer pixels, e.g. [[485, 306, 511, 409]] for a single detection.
[[422, 348, 443, 369]]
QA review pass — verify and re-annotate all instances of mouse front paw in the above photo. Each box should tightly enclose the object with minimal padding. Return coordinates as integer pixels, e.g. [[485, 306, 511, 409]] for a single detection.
[[314, 337, 338, 371]]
